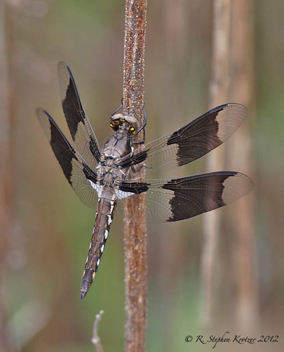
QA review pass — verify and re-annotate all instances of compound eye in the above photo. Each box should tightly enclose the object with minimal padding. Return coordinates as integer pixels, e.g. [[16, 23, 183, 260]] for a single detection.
[[110, 113, 128, 130]]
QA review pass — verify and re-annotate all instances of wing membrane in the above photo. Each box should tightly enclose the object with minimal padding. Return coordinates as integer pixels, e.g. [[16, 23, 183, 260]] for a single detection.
[[119, 104, 247, 172], [58, 61, 101, 169], [37, 108, 98, 208], [120, 172, 253, 223]]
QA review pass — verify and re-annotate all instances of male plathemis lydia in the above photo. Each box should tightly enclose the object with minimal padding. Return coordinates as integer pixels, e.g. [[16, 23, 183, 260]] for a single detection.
[[37, 62, 253, 299]]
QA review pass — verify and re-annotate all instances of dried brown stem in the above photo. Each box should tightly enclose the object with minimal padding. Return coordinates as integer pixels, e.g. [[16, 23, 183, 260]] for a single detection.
[[0, 2, 17, 352], [229, 0, 257, 329], [123, 1, 148, 351], [91, 310, 104, 352], [200, 0, 231, 328], [0, 2, 16, 351]]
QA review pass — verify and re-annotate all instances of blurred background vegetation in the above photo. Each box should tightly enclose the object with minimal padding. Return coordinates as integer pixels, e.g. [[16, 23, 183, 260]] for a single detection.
[[1, 0, 284, 351]]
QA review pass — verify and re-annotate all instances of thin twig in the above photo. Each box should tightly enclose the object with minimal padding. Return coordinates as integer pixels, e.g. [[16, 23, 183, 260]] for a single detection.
[[91, 310, 104, 352], [200, 0, 231, 328], [123, 1, 148, 351]]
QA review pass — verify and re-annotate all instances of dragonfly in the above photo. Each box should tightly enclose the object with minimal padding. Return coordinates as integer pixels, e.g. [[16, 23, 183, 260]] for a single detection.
[[37, 62, 253, 299]]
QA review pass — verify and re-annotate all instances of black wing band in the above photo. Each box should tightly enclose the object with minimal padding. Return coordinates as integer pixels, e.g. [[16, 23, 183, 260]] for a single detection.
[[37, 108, 98, 208], [119, 104, 247, 172], [58, 62, 101, 169], [119, 172, 253, 223]]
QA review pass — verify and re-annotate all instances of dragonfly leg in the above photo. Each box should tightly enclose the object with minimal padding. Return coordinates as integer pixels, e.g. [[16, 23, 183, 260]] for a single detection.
[[131, 163, 145, 174], [133, 104, 147, 144], [110, 98, 123, 117]]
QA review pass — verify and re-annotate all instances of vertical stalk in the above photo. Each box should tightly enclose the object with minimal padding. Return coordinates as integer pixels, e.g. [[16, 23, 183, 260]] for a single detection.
[[200, 0, 231, 327], [123, 1, 148, 351], [0, 2, 16, 351], [229, 0, 257, 329]]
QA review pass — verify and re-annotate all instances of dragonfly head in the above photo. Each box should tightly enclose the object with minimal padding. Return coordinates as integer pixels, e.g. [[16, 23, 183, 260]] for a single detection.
[[110, 113, 139, 135]]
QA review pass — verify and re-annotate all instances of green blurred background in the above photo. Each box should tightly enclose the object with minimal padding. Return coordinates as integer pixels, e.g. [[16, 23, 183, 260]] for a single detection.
[[1, 0, 284, 351]]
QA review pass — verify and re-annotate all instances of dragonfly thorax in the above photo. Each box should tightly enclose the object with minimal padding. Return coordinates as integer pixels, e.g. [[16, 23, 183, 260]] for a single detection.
[[100, 155, 115, 166], [102, 132, 133, 160], [96, 162, 125, 186], [103, 172, 114, 186]]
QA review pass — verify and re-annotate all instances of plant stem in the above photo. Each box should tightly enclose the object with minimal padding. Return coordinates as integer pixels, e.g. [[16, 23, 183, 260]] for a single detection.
[[229, 0, 257, 329], [123, 1, 148, 351], [92, 310, 104, 352], [0, 2, 16, 351], [200, 0, 231, 328]]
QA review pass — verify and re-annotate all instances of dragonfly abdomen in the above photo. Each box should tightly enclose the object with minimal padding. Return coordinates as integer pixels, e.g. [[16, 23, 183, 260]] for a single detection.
[[80, 191, 117, 300]]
